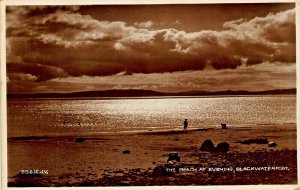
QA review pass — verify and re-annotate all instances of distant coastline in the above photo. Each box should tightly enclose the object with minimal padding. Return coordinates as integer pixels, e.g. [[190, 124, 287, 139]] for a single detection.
[[7, 88, 296, 99]]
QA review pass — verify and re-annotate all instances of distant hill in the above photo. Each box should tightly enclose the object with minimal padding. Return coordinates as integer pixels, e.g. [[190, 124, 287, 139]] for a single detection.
[[171, 88, 296, 96], [7, 88, 296, 99], [8, 89, 168, 99]]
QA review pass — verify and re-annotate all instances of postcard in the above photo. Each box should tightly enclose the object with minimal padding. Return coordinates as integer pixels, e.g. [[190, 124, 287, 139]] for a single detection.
[[1, 0, 299, 189]]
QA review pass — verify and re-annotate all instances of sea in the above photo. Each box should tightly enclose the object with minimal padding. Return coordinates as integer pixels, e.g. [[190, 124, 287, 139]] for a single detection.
[[7, 95, 296, 138]]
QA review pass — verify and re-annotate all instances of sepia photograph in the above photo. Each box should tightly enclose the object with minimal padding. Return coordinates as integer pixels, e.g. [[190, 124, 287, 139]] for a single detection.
[[3, 1, 298, 188]]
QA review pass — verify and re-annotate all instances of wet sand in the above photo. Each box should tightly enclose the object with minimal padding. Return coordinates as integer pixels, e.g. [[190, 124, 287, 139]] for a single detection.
[[7, 123, 297, 186]]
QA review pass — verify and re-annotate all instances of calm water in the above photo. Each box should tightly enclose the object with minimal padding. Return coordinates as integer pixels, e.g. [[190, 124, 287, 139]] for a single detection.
[[7, 96, 296, 137]]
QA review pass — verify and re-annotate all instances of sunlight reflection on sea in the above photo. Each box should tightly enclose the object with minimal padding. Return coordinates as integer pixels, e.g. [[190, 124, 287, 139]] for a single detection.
[[7, 95, 296, 137]]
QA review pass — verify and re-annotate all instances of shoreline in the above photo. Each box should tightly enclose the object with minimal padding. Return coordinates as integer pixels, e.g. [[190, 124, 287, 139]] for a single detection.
[[7, 122, 296, 139]]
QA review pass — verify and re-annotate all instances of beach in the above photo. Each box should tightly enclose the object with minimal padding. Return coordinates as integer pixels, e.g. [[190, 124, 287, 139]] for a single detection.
[[8, 123, 297, 186]]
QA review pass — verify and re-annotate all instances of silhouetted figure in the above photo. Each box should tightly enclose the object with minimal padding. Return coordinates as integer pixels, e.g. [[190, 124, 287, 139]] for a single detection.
[[221, 123, 227, 129], [184, 119, 188, 130]]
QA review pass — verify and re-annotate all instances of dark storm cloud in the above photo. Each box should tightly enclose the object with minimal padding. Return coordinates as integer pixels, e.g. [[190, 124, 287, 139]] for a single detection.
[[6, 5, 295, 82], [7, 62, 69, 81]]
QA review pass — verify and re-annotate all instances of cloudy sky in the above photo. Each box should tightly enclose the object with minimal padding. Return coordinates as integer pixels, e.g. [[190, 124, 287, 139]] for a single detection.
[[6, 4, 296, 94]]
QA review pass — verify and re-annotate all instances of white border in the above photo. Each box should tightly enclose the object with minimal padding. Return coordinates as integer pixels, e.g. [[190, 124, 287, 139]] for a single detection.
[[3, 0, 298, 5], [1, 0, 299, 190], [1, 0, 7, 190]]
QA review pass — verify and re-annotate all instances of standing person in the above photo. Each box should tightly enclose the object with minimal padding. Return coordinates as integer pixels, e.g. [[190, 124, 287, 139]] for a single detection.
[[184, 119, 188, 130]]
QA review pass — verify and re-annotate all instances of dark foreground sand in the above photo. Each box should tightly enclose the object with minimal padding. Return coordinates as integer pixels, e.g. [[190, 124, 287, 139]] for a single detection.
[[8, 124, 297, 186]]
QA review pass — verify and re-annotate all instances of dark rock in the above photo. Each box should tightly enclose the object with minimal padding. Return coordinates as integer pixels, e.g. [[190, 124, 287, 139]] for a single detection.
[[7, 182, 15, 187], [216, 142, 229, 152], [75, 138, 85, 143], [173, 138, 179, 141], [13, 173, 42, 187], [122, 150, 130, 154], [119, 181, 130, 186], [167, 152, 180, 162], [235, 138, 268, 145], [152, 166, 174, 176], [268, 142, 277, 147], [200, 140, 215, 152], [79, 181, 93, 186], [254, 138, 268, 144]]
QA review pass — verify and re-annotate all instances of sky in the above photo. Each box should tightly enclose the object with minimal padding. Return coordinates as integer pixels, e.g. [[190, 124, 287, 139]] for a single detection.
[[6, 3, 296, 94]]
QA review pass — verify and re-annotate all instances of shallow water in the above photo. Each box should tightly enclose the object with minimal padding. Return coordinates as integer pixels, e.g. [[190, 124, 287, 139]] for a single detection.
[[7, 95, 296, 137]]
